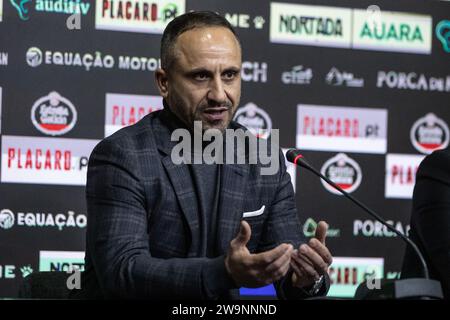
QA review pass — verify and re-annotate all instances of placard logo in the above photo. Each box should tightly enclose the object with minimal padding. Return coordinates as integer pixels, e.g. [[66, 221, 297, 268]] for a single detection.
[[96, 0, 185, 34], [385, 154, 424, 199], [328, 257, 384, 298], [105, 93, 163, 137], [297, 104, 388, 154], [1, 135, 98, 186]]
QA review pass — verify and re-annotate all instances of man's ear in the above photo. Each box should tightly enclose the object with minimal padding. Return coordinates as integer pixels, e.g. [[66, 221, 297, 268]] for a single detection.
[[155, 68, 169, 98]]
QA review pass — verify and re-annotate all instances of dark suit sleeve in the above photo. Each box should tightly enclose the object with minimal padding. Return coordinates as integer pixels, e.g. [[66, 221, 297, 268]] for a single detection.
[[85, 139, 236, 299], [403, 150, 450, 296], [258, 149, 330, 299]]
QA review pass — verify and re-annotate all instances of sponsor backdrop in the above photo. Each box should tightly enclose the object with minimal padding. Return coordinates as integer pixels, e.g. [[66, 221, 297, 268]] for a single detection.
[[0, 0, 449, 298]]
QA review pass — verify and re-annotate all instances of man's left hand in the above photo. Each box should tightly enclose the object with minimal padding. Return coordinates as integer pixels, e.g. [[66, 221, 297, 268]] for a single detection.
[[290, 221, 333, 289]]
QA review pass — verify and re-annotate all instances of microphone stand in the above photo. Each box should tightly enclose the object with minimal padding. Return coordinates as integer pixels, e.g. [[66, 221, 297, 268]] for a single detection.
[[287, 151, 443, 299]]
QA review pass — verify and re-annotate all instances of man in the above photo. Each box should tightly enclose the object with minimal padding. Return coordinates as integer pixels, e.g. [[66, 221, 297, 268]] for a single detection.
[[79, 11, 332, 299], [401, 147, 450, 299]]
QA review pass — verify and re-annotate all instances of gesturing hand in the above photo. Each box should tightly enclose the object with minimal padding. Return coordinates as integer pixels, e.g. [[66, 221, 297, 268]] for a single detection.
[[225, 221, 293, 288], [290, 221, 333, 289]]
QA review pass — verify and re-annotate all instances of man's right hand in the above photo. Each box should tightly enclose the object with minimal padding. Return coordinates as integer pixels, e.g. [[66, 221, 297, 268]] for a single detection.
[[224, 221, 293, 288]]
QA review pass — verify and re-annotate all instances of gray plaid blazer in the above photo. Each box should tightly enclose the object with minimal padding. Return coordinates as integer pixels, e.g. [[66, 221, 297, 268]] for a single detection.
[[79, 108, 328, 299]]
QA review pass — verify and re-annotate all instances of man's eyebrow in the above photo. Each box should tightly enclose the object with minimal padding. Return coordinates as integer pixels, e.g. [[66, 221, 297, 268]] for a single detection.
[[222, 66, 241, 73], [185, 68, 213, 77], [185, 66, 241, 76]]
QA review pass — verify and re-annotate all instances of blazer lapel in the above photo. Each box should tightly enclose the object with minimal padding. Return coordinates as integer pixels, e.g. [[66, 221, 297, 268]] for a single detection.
[[153, 112, 202, 256], [161, 156, 203, 256], [215, 163, 249, 254]]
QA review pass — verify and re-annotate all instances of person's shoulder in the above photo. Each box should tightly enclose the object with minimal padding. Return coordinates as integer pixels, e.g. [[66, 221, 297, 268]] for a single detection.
[[429, 148, 450, 161], [417, 148, 450, 182], [420, 148, 450, 169], [93, 111, 162, 154]]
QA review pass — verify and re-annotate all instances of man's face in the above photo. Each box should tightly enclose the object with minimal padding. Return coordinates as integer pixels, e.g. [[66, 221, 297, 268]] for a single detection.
[[158, 26, 242, 131]]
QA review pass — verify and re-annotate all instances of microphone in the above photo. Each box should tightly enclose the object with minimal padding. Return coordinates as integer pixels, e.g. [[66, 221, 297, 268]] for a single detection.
[[286, 148, 443, 299]]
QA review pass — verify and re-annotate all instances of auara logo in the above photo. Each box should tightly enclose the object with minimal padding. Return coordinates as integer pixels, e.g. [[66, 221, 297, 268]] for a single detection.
[[359, 21, 424, 43], [10, 0, 32, 20], [320, 153, 362, 194], [303, 218, 340, 237], [410, 113, 449, 154], [436, 20, 450, 53], [31, 91, 77, 136], [233, 102, 272, 139]]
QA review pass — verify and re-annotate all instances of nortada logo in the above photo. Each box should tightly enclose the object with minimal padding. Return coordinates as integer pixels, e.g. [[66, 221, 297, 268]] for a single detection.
[[320, 153, 362, 194], [233, 102, 272, 139], [0, 209, 87, 231], [31, 91, 77, 136], [410, 113, 449, 154]]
